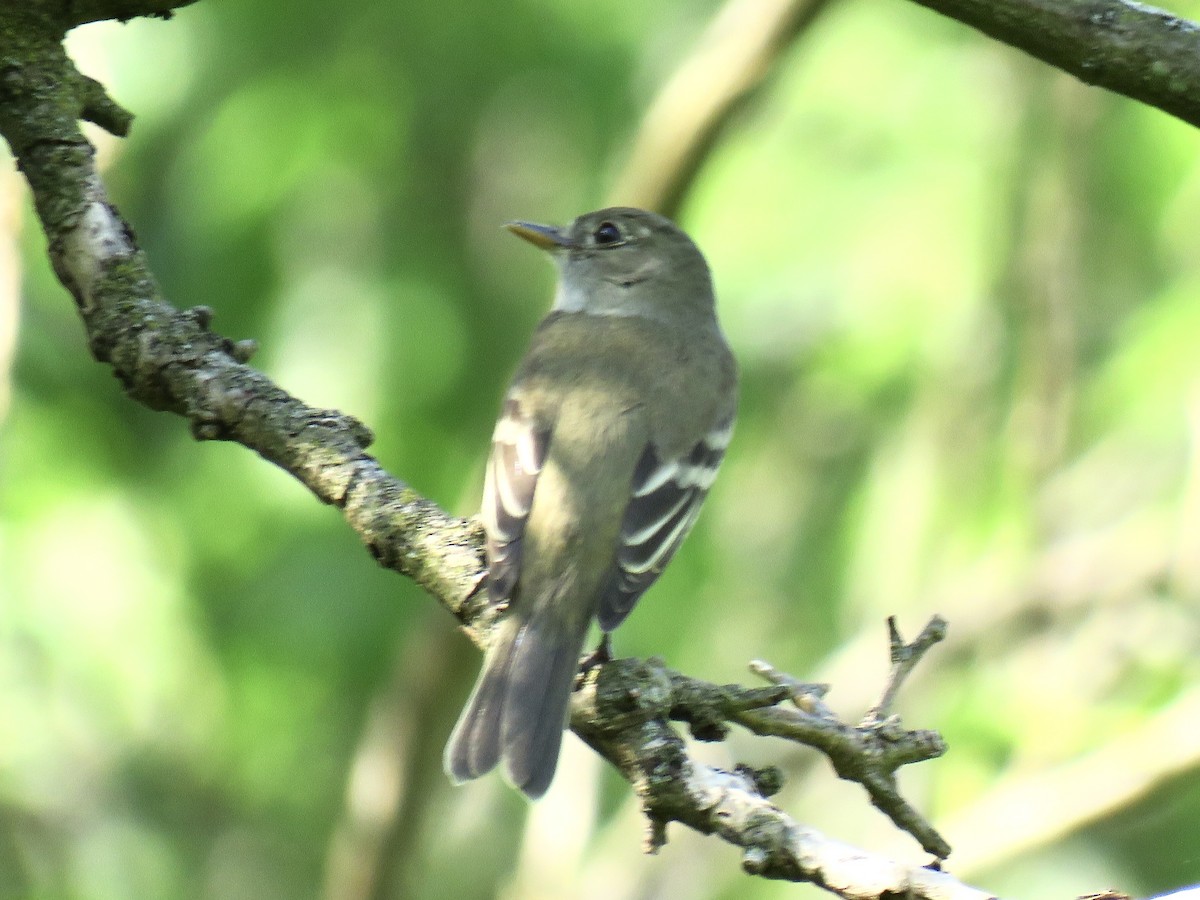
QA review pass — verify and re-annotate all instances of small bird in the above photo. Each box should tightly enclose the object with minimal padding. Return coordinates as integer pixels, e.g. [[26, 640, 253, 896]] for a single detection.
[[444, 207, 737, 798]]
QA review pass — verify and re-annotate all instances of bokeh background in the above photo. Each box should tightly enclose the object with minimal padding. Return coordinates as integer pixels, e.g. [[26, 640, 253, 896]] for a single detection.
[[4, 0, 1200, 897]]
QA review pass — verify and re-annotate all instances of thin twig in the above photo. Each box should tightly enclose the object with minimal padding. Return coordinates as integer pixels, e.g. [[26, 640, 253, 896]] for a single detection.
[[750, 658, 839, 720], [737, 619, 952, 858], [863, 615, 949, 726]]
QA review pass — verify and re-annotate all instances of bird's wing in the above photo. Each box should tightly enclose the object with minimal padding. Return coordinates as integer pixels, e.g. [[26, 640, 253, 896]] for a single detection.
[[597, 409, 734, 631], [481, 397, 549, 606]]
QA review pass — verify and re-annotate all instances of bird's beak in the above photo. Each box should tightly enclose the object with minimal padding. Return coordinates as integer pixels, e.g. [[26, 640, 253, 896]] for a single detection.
[[505, 221, 572, 251]]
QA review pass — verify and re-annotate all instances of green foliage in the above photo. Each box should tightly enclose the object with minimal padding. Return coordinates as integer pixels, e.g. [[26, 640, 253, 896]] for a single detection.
[[4, 0, 1200, 897]]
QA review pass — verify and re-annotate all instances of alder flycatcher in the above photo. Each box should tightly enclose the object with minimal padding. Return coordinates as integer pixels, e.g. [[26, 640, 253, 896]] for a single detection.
[[444, 207, 737, 797]]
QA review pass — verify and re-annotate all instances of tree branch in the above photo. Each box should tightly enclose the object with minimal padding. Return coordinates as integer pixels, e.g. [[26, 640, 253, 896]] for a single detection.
[[905, 0, 1200, 128], [0, 4, 489, 627]]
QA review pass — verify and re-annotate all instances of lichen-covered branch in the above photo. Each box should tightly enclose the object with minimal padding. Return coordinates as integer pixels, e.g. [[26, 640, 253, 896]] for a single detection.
[[905, 0, 1200, 128]]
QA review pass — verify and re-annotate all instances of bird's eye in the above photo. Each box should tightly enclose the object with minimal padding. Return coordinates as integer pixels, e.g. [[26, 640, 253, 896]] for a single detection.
[[593, 221, 623, 245]]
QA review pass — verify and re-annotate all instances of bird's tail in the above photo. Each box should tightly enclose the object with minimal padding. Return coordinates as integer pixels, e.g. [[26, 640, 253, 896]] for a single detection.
[[443, 608, 590, 798]]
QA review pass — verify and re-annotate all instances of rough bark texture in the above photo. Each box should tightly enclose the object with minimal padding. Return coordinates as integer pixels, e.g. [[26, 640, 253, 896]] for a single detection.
[[0, 3, 489, 633]]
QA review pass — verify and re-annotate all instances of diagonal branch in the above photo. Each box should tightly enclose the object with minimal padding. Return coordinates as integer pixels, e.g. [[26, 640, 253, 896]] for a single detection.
[[0, 5, 488, 633], [904, 0, 1200, 128]]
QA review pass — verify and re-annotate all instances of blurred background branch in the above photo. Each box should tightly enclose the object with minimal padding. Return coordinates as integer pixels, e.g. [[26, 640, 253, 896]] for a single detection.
[[609, 0, 835, 217]]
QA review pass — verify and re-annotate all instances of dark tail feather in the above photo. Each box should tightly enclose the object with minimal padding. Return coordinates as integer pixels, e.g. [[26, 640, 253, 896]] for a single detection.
[[443, 612, 590, 798], [500, 616, 590, 798], [443, 619, 519, 785]]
